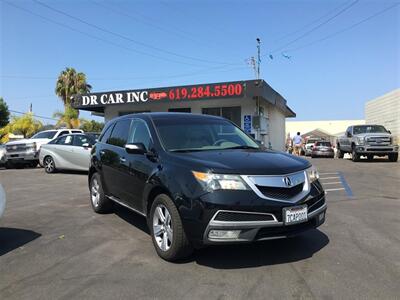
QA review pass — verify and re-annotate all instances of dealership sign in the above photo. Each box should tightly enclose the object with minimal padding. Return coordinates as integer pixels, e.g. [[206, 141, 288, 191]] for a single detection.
[[73, 81, 246, 109]]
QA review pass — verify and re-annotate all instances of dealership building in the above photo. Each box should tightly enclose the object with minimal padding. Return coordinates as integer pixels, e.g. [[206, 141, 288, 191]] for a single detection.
[[73, 80, 295, 150]]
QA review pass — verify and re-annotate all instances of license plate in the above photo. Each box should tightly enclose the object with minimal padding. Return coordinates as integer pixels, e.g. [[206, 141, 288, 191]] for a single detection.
[[283, 205, 308, 225]]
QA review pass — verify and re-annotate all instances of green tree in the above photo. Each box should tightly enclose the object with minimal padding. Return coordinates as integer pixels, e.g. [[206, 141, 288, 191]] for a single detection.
[[55, 67, 92, 112], [0, 113, 42, 143], [80, 120, 104, 132], [53, 106, 83, 129], [0, 97, 10, 127]]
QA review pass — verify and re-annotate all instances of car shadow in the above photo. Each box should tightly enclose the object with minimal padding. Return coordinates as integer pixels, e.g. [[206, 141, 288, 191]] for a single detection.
[[190, 229, 329, 269], [0, 228, 41, 256], [113, 204, 150, 235]]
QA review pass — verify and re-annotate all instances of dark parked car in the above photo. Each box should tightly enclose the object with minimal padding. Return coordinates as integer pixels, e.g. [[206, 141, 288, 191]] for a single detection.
[[88, 113, 327, 261], [311, 141, 335, 158]]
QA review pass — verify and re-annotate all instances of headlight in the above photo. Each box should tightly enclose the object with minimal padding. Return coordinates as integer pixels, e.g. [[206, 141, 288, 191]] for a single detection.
[[26, 142, 37, 152], [192, 171, 250, 191], [355, 137, 365, 145], [306, 166, 319, 183]]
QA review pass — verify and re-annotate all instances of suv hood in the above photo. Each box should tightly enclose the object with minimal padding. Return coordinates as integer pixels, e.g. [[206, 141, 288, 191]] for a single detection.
[[168, 149, 311, 175], [6, 138, 51, 148]]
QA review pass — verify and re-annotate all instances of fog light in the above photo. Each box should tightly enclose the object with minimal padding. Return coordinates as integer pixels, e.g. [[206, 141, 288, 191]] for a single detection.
[[208, 230, 241, 240], [358, 147, 364, 151]]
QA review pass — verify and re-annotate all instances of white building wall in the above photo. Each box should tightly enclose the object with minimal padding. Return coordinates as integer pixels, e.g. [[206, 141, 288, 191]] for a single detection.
[[365, 89, 400, 144], [104, 97, 288, 151]]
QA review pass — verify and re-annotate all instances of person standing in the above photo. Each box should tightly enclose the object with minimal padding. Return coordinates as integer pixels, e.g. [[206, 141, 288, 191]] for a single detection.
[[292, 132, 303, 156], [285, 133, 293, 154]]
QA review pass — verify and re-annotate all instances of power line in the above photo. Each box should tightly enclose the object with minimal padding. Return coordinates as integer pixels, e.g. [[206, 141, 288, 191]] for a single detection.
[[32, 0, 237, 66], [283, 3, 400, 53], [3, 1, 207, 67], [89, 0, 205, 47], [274, 0, 354, 42], [265, 0, 360, 55], [9, 110, 58, 121]]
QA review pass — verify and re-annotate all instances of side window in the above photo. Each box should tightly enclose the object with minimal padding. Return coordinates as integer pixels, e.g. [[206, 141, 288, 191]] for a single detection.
[[99, 124, 114, 143], [73, 135, 92, 147], [71, 130, 82, 134], [59, 130, 70, 137], [107, 119, 131, 147], [128, 120, 152, 150], [56, 135, 73, 145]]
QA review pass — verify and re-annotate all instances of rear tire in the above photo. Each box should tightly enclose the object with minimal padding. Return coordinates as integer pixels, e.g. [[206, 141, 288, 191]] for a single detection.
[[44, 156, 56, 173], [150, 194, 193, 261], [389, 153, 398, 162], [89, 173, 113, 213]]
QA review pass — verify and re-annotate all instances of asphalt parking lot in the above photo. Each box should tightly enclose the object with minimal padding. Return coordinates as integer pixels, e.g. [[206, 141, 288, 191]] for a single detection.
[[0, 158, 399, 299]]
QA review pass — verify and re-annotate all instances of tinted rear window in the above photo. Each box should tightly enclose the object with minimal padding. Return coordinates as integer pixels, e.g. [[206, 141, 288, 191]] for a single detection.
[[107, 119, 131, 147]]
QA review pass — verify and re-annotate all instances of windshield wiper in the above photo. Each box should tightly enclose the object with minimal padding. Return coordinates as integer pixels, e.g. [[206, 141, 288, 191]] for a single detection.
[[222, 145, 259, 150], [169, 149, 208, 153]]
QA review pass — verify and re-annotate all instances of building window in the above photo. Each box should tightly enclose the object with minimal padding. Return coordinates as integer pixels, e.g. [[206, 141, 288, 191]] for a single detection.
[[202, 107, 241, 126], [168, 108, 191, 113]]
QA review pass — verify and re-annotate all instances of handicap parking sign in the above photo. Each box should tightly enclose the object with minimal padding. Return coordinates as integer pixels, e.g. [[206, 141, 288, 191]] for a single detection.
[[243, 115, 252, 133]]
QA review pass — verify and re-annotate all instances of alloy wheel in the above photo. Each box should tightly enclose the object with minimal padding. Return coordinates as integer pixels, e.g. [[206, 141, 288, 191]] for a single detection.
[[91, 177, 100, 207], [152, 204, 173, 252], [44, 157, 54, 172]]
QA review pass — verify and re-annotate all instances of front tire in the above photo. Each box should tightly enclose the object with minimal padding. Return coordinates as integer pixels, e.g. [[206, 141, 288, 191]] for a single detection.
[[150, 194, 193, 261], [5, 161, 14, 169], [352, 147, 360, 162], [44, 156, 56, 173], [389, 153, 398, 162], [89, 173, 113, 214]]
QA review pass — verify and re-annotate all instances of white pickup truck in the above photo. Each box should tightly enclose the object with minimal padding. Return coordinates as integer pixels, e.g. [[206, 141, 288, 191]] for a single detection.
[[5, 129, 83, 168], [337, 125, 398, 162]]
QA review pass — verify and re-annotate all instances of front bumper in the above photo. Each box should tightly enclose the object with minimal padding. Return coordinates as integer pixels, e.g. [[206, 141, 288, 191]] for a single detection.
[[354, 145, 398, 155], [6, 151, 38, 163], [203, 199, 326, 244], [180, 180, 327, 246]]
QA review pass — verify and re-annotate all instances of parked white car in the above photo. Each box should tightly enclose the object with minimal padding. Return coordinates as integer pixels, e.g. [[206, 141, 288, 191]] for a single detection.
[[0, 184, 5, 219], [39, 133, 95, 173], [5, 129, 83, 168], [0, 145, 6, 167]]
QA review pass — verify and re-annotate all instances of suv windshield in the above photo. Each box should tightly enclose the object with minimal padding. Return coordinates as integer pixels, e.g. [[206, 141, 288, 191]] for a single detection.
[[353, 125, 388, 134], [153, 118, 259, 152], [31, 131, 58, 139], [316, 142, 331, 147]]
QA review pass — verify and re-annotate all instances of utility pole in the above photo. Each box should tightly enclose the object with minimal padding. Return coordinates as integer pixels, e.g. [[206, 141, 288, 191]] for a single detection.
[[256, 38, 261, 80]]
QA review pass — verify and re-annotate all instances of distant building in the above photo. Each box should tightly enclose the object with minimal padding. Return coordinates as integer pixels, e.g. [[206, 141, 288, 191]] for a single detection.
[[365, 89, 400, 144], [286, 120, 365, 143]]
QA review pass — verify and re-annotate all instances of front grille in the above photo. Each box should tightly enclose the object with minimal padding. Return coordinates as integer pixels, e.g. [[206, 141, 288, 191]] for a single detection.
[[256, 183, 304, 200], [366, 136, 390, 146], [6, 144, 29, 153], [256, 219, 316, 240], [367, 148, 393, 151], [214, 211, 275, 222]]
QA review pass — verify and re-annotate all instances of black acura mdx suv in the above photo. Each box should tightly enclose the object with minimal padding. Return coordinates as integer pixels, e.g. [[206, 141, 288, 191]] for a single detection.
[[89, 113, 326, 261]]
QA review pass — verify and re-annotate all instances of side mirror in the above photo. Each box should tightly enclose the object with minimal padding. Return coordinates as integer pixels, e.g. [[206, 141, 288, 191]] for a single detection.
[[82, 143, 91, 148], [387, 130, 391, 134], [347, 132, 352, 138], [125, 143, 147, 155]]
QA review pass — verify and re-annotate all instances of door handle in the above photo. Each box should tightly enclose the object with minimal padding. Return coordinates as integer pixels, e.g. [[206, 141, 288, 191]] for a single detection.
[[99, 150, 105, 156], [120, 157, 126, 163]]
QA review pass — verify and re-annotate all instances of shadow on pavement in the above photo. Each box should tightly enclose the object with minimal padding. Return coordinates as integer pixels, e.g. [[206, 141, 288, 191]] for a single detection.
[[114, 204, 150, 235], [192, 229, 329, 269], [0, 228, 41, 256]]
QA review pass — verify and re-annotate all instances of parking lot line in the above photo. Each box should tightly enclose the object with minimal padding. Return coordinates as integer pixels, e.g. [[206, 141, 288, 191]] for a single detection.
[[319, 172, 339, 175], [322, 181, 342, 185], [325, 187, 346, 192], [319, 176, 340, 180], [338, 171, 354, 198]]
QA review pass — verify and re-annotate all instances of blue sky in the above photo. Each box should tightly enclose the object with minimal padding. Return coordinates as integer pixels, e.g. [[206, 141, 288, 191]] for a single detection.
[[1, 0, 399, 124]]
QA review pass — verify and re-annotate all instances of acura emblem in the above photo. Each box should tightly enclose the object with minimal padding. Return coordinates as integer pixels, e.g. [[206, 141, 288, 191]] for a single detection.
[[283, 177, 292, 187]]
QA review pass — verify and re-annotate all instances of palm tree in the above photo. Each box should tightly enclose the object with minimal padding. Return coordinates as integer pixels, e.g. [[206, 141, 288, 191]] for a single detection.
[[55, 67, 92, 111], [53, 106, 85, 129]]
